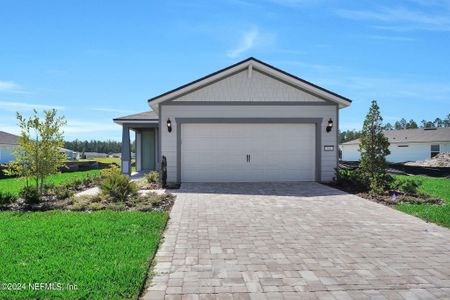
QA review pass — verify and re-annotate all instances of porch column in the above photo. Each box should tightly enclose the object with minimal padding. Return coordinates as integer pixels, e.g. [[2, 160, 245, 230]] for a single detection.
[[136, 131, 142, 172], [121, 125, 131, 175]]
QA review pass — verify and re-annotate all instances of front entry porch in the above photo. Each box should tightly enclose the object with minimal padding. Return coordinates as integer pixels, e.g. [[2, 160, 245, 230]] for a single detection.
[[113, 111, 160, 175], [121, 125, 159, 175]]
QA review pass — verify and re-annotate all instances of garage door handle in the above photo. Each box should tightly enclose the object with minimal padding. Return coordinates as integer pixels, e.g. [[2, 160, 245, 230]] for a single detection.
[[246, 154, 249, 162], [249, 154, 251, 162]]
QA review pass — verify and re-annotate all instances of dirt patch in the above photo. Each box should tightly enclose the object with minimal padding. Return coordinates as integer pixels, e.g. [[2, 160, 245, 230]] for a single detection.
[[405, 152, 450, 167]]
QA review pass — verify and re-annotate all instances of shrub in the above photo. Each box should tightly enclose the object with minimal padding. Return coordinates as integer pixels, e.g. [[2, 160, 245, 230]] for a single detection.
[[54, 186, 74, 200], [161, 156, 167, 188], [145, 171, 159, 184], [19, 186, 41, 205], [390, 177, 422, 194], [334, 169, 369, 191], [0, 192, 17, 206], [83, 174, 100, 187], [101, 166, 121, 178], [87, 203, 105, 211], [100, 172, 137, 202]]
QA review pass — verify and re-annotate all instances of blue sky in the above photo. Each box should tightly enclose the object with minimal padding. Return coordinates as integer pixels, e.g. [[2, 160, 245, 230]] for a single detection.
[[1, 0, 449, 141]]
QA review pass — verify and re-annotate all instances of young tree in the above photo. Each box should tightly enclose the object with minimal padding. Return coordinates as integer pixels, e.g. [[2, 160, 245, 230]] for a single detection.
[[7, 109, 67, 194], [358, 100, 390, 196]]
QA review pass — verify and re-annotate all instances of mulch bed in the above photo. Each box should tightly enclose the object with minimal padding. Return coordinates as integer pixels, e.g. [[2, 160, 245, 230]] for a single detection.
[[327, 182, 444, 206]]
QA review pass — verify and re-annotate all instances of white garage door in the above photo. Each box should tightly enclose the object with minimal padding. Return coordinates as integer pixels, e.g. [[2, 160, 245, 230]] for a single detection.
[[181, 123, 316, 182]]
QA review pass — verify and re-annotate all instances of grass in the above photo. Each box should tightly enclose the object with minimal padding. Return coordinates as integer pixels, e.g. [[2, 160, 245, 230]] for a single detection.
[[395, 175, 450, 228], [78, 158, 137, 172], [0, 211, 168, 299], [0, 170, 101, 196], [78, 157, 121, 164]]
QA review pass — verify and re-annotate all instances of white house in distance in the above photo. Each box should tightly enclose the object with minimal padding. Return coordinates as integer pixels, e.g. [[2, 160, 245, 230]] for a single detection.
[[0, 130, 81, 163], [341, 127, 450, 162], [0, 131, 19, 164], [114, 57, 352, 183]]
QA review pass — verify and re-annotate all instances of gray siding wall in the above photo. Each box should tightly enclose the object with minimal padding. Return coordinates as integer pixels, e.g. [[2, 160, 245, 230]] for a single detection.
[[173, 69, 326, 103], [160, 105, 338, 182]]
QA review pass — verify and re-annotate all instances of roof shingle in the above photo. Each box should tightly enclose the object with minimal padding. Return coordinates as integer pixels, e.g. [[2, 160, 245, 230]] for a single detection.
[[341, 128, 450, 145], [0, 131, 19, 145]]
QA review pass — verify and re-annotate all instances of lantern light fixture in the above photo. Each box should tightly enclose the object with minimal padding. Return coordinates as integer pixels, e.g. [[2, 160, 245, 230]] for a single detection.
[[326, 118, 333, 132], [167, 118, 172, 133]]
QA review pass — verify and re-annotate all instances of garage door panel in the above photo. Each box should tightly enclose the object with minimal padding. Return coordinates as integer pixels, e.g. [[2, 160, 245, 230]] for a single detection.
[[181, 123, 315, 182]]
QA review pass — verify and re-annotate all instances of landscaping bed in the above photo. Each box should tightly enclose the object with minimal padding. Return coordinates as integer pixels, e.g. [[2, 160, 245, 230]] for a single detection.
[[0, 168, 175, 213], [329, 170, 450, 228], [0, 170, 102, 196], [0, 211, 168, 299]]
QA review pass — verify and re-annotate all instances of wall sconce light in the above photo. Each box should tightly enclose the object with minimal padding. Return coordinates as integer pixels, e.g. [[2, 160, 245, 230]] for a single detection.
[[167, 118, 172, 133], [326, 118, 333, 132]]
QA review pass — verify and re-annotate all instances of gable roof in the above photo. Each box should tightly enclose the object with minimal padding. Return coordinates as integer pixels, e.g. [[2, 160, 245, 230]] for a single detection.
[[113, 111, 159, 124], [0, 131, 19, 145], [341, 128, 450, 145], [148, 57, 352, 111]]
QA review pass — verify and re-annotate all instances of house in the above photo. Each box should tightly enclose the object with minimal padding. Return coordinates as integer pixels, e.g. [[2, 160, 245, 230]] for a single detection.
[[114, 57, 352, 183], [60, 148, 80, 160], [0, 131, 19, 164], [83, 152, 109, 159], [340, 127, 450, 162]]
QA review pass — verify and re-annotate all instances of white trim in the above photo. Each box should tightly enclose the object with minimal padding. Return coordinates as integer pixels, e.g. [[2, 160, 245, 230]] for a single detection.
[[113, 120, 159, 125]]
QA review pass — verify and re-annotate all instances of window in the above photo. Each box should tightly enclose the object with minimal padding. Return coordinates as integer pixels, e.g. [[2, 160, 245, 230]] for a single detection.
[[431, 144, 440, 158]]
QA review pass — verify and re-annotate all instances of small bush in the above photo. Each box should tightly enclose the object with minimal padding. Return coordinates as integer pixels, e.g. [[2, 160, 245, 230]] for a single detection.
[[101, 166, 121, 178], [87, 203, 105, 211], [334, 169, 369, 191], [145, 171, 159, 184], [83, 174, 100, 187], [391, 177, 422, 194], [161, 156, 167, 188], [19, 186, 41, 205], [54, 186, 74, 200], [101, 172, 137, 202], [0, 192, 17, 205]]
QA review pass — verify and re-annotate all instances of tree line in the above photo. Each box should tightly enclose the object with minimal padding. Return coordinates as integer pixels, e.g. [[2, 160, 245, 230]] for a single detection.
[[339, 114, 450, 143], [64, 139, 136, 154]]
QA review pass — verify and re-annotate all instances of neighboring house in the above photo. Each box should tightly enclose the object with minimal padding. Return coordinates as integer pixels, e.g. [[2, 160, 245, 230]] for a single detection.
[[0, 131, 19, 164], [340, 127, 450, 162], [109, 153, 121, 158], [114, 57, 352, 183], [60, 148, 80, 160], [84, 152, 109, 159]]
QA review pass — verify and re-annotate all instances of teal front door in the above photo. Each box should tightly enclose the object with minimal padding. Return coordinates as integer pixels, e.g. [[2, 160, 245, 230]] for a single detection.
[[142, 130, 155, 171]]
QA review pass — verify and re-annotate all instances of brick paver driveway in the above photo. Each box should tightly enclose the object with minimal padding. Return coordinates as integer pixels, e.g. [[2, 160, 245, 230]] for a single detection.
[[143, 183, 450, 300]]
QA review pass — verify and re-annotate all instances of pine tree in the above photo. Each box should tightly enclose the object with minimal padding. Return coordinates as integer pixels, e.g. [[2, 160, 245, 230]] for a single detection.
[[358, 100, 390, 196]]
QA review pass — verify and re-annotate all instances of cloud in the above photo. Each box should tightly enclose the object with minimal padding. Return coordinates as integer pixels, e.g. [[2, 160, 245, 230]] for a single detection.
[[0, 100, 65, 111], [320, 75, 450, 104], [64, 120, 119, 134], [336, 6, 450, 32], [368, 35, 416, 42], [93, 107, 134, 113], [0, 81, 28, 94], [227, 27, 261, 58], [231, 0, 320, 8], [266, 0, 309, 6]]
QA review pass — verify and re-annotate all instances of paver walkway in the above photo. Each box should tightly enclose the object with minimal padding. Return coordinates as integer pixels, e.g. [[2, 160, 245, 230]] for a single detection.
[[142, 182, 450, 300]]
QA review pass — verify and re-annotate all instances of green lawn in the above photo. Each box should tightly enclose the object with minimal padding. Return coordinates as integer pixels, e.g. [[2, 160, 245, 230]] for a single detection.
[[0, 170, 101, 196], [78, 157, 121, 164], [395, 175, 450, 228], [0, 211, 167, 299]]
